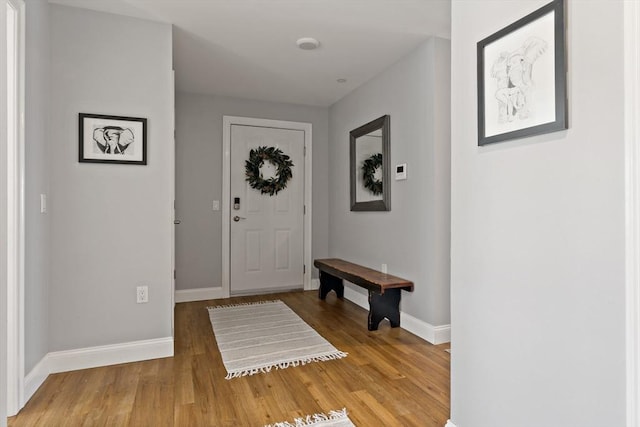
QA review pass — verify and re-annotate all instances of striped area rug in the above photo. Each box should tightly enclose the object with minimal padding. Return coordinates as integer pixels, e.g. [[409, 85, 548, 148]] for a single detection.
[[264, 408, 354, 427], [207, 300, 347, 379]]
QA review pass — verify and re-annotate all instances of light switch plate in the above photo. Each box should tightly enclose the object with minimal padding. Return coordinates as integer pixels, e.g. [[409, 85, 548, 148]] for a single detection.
[[395, 163, 407, 180]]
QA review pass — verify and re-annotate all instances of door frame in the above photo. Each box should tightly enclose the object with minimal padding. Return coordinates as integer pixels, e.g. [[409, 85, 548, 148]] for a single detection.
[[222, 116, 312, 298], [2, 0, 25, 417], [170, 70, 175, 338], [625, 2, 640, 426]]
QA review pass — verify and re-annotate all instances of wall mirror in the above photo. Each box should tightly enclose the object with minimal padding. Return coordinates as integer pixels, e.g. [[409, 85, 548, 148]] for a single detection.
[[350, 115, 390, 211]]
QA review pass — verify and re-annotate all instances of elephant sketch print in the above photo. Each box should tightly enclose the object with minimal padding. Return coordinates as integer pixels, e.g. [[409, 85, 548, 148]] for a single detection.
[[491, 37, 547, 125], [92, 126, 135, 154]]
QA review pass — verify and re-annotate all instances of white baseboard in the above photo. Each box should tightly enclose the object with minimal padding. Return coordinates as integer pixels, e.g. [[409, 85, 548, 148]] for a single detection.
[[23, 356, 50, 407], [21, 337, 173, 409], [401, 311, 451, 345], [445, 420, 458, 427], [311, 278, 320, 290], [48, 337, 174, 374], [175, 286, 226, 303], [343, 286, 451, 345], [343, 286, 369, 309]]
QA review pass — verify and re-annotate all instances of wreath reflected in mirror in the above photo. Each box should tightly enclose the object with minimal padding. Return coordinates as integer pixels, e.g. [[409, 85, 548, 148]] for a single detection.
[[245, 146, 294, 196], [362, 153, 383, 195]]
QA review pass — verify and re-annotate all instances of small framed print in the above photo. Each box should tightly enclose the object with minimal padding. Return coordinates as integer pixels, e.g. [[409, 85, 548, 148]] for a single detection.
[[79, 113, 147, 165], [477, 0, 567, 146]]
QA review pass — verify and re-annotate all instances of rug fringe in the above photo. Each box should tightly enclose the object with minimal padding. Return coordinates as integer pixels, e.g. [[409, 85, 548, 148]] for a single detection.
[[207, 300, 281, 310], [225, 351, 348, 380], [263, 408, 348, 427]]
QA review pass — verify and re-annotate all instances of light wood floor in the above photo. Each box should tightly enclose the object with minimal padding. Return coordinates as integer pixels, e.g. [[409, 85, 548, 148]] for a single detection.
[[8, 290, 450, 426]]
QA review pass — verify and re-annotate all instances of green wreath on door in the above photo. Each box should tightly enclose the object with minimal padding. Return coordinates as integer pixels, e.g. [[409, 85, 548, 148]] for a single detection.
[[245, 146, 294, 196]]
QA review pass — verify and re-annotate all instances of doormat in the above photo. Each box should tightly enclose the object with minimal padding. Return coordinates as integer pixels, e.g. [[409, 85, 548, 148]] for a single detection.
[[207, 300, 347, 379]]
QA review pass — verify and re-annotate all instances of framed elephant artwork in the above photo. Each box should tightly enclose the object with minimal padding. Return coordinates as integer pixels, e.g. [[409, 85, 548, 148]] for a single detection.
[[79, 113, 147, 165], [477, 0, 567, 146]]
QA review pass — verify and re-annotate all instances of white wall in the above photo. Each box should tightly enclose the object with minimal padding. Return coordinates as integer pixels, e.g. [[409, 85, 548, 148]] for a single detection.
[[24, 0, 49, 374], [450, 1, 626, 426], [175, 93, 329, 291], [328, 37, 451, 327], [49, 5, 174, 351]]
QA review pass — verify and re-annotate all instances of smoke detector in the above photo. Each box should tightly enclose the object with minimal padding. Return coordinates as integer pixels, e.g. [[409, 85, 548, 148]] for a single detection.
[[296, 37, 320, 50]]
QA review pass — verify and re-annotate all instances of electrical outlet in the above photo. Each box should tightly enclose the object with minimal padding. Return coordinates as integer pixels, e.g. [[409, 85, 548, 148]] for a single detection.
[[136, 286, 149, 304], [381, 263, 388, 274]]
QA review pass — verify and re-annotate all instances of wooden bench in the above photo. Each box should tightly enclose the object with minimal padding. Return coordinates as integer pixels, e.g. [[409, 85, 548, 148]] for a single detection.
[[313, 258, 414, 331]]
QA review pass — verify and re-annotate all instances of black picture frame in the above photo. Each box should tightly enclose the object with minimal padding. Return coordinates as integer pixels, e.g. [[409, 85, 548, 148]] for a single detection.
[[477, 0, 567, 146], [79, 113, 147, 165]]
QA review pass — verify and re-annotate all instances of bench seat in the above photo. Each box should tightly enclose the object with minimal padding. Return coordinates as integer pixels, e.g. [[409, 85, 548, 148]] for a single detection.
[[313, 258, 414, 331]]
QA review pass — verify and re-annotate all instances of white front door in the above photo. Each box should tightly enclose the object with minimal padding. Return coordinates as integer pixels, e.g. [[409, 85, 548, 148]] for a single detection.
[[229, 124, 305, 294]]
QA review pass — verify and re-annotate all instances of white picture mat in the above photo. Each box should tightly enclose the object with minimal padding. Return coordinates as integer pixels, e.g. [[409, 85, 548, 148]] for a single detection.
[[483, 10, 556, 138], [81, 117, 144, 162]]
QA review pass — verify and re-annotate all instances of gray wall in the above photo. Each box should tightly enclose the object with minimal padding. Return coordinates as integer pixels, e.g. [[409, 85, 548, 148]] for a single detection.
[[175, 93, 329, 290], [49, 5, 174, 351], [450, 1, 625, 426], [328, 37, 451, 326], [24, 0, 50, 374]]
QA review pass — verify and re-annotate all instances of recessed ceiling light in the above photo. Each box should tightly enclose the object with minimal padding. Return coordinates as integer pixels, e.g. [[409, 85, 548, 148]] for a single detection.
[[337, 78, 347, 83], [296, 37, 320, 50]]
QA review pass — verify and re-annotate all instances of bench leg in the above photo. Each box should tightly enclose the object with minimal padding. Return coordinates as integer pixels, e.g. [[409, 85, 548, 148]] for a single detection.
[[368, 288, 401, 331], [318, 271, 344, 300]]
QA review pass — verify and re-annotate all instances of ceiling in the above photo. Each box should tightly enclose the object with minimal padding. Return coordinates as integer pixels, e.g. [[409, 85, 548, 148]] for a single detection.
[[48, 0, 451, 107]]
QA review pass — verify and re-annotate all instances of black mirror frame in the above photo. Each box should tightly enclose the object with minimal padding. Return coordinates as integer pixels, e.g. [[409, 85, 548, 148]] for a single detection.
[[349, 115, 390, 212]]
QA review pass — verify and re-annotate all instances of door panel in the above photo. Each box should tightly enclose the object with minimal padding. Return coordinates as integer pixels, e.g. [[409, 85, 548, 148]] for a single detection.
[[230, 125, 304, 294]]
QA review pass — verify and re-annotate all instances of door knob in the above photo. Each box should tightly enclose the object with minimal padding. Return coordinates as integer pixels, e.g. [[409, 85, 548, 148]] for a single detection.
[[233, 216, 246, 222], [174, 220, 181, 225]]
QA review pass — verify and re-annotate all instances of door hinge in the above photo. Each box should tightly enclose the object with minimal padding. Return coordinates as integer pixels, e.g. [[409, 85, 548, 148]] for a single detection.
[[303, 205, 306, 215], [173, 270, 176, 279], [304, 145, 306, 156], [303, 264, 306, 274]]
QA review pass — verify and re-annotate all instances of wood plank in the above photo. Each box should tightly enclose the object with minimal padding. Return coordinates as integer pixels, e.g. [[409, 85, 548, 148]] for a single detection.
[[314, 258, 414, 293], [8, 290, 448, 426]]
